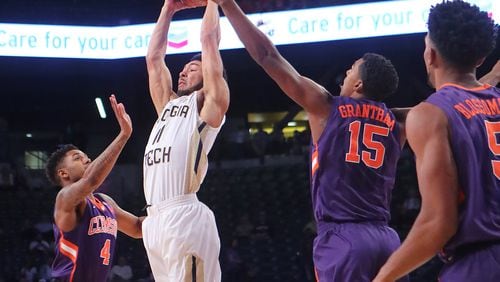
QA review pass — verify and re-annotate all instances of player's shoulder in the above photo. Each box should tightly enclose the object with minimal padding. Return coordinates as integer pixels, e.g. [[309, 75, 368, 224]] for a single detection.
[[409, 102, 445, 117], [407, 102, 448, 131]]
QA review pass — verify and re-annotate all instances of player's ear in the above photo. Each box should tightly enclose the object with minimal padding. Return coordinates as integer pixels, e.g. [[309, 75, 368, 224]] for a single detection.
[[429, 47, 438, 67], [57, 168, 69, 182], [354, 79, 363, 93], [425, 35, 439, 68]]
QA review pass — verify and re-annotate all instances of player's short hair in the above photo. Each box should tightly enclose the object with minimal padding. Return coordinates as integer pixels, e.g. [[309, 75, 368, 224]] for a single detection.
[[359, 53, 399, 101], [45, 144, 79, 186], [189, 53, 202, 63], [428, 0, 497, 70], [188, 53, 228, 82]]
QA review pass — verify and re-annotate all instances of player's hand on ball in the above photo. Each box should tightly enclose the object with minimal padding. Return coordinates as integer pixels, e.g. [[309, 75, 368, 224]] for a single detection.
[[210, 0, 228, 5], [166, 0, 206, 12], [183, 0, 207, 8]]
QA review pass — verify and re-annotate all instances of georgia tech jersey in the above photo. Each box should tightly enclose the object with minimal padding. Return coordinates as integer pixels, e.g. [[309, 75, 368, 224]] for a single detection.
[[143, 92, 224, 205]]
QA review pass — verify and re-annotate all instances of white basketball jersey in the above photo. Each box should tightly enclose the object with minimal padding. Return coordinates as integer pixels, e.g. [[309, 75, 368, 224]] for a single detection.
[[143, 92, 224, 205]]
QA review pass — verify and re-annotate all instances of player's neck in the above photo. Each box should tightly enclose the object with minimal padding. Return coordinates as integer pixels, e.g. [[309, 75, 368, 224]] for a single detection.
[[349, 92, 366, 100], [435, 69, 481, 90]]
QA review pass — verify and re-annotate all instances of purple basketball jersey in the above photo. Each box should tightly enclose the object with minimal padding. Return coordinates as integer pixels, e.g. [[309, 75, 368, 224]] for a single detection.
[[426, 84, 500, 258], [52, 194, 117, 282], [311, 96, 401, 223]]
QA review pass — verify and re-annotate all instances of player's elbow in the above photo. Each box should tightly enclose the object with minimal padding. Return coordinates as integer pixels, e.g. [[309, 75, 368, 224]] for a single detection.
[[430, 214, 458, 249], [254, 48, 280, 70], [439, 203, 459, 241], [203, 103, 227, 128], [201, 32, 220, 48], [121, 229, 142, 239], [120, 223, 143, 239], [440, 217, 458, 242], [145, 52, 164, 66], [129, 231, 142, 239], [131, 217, 145, 239]]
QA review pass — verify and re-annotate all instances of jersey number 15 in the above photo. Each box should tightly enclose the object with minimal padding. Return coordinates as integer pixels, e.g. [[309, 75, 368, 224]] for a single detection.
[[345, 121, 389, 169]]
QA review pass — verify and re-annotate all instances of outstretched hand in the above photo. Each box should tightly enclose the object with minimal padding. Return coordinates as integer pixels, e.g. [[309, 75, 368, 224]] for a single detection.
[[109, 94, 132, 138], [166, 0, 207, 12]]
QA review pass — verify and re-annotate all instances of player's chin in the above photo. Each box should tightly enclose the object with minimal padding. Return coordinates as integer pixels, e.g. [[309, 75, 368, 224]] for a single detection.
[[177, 88, 190, 97]]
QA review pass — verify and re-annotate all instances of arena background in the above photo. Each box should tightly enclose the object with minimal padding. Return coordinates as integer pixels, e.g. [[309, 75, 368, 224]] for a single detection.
[[0, 0, 498, 281]]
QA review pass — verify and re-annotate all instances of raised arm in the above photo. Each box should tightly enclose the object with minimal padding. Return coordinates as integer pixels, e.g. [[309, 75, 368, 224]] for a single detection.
[[146, 0, 207, 116], [199, 1, 229, 128], [214, 0, 330, 141], [54, 95, 133, 232], [373, 103, 459, 282], [146, 1, 177, 116], [479, 60, 500, 86], [97, 193, 145, 239]]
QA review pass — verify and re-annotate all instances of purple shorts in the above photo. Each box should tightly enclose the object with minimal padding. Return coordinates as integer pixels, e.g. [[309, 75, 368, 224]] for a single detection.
[[313, 221, 408, 282], [439, 242, 500, 282]]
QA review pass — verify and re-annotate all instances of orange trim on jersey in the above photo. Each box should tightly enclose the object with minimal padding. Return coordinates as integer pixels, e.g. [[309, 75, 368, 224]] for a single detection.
[[96, 194, 115, 214], [314, 267, 320, 282], [105, 201, 115, 214], [89, 195, 106, 211], [311, 143, 319, 176], [59, 231, 79, 282], [438, 83, 492, 91]]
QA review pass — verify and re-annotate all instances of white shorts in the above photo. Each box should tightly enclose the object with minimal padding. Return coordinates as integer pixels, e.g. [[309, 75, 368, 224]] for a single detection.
[[142, 194, 221, 282]]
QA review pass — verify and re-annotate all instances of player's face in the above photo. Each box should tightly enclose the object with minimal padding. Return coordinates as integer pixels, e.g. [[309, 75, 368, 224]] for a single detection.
[[178, 60, 203, 96], [423, 34, 436, 88], [339, 59, 363, 97], [59, 150, 91, 183]]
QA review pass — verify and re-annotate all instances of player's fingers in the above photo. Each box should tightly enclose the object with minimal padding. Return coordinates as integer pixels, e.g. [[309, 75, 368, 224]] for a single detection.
[[197, 0, 207, 7], [109, 94, 118, 113], [117, 103, 125, 116], [185, 0, 205, 7], [121, 104, 130, 121]]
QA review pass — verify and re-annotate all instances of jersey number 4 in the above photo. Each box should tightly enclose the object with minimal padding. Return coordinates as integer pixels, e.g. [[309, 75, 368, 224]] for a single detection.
[[345, 121, 389, 169], [485, 120, 500, 180], [100, 239, 111, 266]]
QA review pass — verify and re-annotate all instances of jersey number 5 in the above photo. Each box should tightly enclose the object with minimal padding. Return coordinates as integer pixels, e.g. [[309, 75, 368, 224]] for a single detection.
[[345, 121, 389, 169], [485, 120, 500, 180], [100, 239, 111, 265]]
